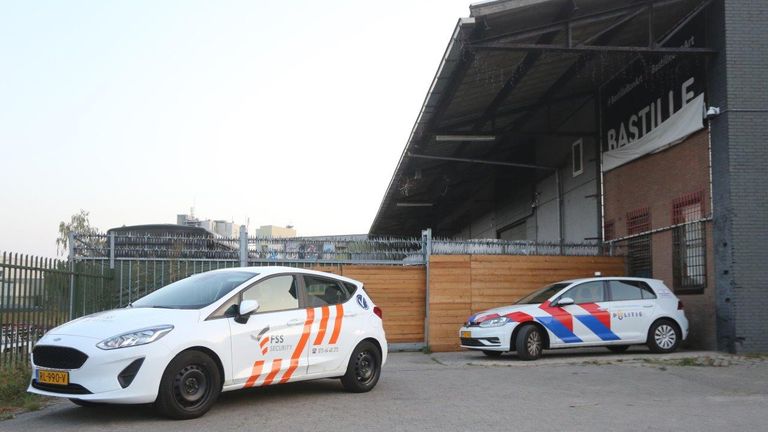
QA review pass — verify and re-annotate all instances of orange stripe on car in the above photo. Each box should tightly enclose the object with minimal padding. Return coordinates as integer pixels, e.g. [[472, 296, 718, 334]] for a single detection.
[[243, 360, 265, 388], [329, 304, 343, 344], [259, 337, 269, 348], [313, 306, 330, 345], [262, 359, 282, 386], [279, 308, 315, 384]]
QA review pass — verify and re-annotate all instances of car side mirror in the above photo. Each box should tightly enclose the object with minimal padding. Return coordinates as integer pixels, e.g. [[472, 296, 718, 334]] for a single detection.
[[235, 300, 260, 324], [556, 297, 575, 307]]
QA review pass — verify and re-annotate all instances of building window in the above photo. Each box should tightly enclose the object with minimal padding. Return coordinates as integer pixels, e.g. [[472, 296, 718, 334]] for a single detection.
[[672, 191, 707, 293], [626, 208, 652, 278], [604, 220, 615, 241], [572, 139, 583, 177]]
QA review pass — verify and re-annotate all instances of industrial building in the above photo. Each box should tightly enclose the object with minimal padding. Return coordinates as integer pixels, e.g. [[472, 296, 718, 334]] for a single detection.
[[371, 0, 767, 352]]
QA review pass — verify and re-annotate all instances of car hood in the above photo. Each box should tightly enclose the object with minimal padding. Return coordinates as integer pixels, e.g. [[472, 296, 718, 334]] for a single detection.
[[46, 307, 199, 340], [469, 303, 540, 323]]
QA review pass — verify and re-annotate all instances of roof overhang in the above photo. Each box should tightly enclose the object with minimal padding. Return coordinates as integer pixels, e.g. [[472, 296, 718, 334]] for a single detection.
[[370, 0, 716, 237]]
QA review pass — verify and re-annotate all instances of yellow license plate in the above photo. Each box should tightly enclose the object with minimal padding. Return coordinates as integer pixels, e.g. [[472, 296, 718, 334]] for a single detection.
[[38, 369, 69, 386], [461, 331, 471, 339]]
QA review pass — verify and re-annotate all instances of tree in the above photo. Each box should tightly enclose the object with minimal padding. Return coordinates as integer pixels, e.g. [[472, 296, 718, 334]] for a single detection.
[[56, 210, 100, 256]]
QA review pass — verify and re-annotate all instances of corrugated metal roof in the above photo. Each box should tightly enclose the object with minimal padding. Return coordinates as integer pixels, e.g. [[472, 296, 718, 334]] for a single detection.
[[370, 0, 710, 236]]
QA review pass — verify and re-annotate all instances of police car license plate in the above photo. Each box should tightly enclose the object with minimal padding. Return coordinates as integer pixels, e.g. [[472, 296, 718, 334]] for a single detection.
[[38, 369, 69, 386], [461, 331, 471, 338]]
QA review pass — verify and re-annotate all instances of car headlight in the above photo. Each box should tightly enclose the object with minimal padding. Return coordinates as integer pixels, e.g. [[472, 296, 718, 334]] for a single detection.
[[478, 317, 510, 328], [96, 325, 174, 350]]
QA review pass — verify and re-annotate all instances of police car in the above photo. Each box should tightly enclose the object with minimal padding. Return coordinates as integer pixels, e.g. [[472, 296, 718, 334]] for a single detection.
[[459, 277, 688, 360], [28, 267, 386, 419]]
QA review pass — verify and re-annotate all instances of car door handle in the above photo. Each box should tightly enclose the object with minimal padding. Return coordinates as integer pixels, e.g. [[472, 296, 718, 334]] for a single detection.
[[643, 305, 654, 308], [344, 313, 357, 318], [287, 319, 303, 326]]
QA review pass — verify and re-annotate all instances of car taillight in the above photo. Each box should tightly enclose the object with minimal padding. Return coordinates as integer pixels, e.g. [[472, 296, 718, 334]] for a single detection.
[[678, 300, 684, 310], [373, 306, 383, 319]]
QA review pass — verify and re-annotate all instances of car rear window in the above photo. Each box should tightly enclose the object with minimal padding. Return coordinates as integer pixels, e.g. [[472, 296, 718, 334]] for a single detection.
[[609, 280, 657, 301]]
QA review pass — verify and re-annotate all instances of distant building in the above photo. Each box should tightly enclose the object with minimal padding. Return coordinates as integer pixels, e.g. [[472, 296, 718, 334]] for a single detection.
[[255, 225, 297, 238], [177, 212, 238, 238]]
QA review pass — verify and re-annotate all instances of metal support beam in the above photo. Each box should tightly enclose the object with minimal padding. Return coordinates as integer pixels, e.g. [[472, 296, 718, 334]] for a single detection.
[[473, 0, 687, 44], [471, 2, 575, 132], [407, 152, 555, 171], [470, 43, 717, 56]]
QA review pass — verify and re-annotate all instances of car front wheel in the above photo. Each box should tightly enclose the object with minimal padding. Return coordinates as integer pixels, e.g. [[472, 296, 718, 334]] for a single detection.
[[340, 341, 381, 393], [647, 320, 681, 354], [515, 325, 543, 361], [155, 350, 222, 420]]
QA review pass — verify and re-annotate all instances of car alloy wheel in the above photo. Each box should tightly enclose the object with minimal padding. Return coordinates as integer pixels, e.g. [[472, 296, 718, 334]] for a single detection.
[[527, 330, 542, 357], [654, 324, 677, 350]]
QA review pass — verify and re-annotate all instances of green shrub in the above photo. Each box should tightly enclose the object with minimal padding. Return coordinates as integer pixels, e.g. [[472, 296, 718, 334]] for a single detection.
[[0, 362, 43, 417]]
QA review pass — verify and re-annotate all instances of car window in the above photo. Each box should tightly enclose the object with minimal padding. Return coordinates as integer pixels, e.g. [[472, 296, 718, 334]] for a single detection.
[[132, 271, 254, 309], [609, 280, 656, 301], [516, 283, 570, 304], [562, 281, 605, 304], [343, 282, 358, 296], [241, 275, 299, 313], [303, 276, 350, 307]]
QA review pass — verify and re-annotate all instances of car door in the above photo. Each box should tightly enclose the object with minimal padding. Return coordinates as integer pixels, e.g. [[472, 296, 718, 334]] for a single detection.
[[554, 281, 619, 345], [301, 275, 357, 375], [227, 274, 310, 388], [605, 280, 657, 342]]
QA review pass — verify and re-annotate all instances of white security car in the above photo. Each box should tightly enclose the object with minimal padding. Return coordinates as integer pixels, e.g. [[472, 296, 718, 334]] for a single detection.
[[459, 277, 688, 360], [28, 267, 386, 419]]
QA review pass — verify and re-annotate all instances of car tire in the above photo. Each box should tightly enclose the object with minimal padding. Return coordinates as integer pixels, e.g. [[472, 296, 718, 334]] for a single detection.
[[340, 341, 381, 393], [606, 345, 630, 353], [155, 350, 222, 420], [482, 350, 503, 358], [69, 398, 104, 407], [515, 325, 543, 361], [647, 319, 681, 354]]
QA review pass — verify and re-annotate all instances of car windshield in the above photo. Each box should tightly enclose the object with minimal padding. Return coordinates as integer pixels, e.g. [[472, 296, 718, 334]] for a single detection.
[[515, 283, 570, 305], [132, 271, 256, 310]]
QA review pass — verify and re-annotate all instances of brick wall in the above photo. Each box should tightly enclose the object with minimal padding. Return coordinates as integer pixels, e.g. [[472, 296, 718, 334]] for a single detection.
[[603, 131, 716, 349]]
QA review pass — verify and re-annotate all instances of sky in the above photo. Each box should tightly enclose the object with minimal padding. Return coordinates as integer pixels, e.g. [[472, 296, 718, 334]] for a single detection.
[[0, 0, 475, 258]]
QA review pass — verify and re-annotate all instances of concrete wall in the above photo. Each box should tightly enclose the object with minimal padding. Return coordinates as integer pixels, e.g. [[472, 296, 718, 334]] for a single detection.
[[708, 0, 768, 353]]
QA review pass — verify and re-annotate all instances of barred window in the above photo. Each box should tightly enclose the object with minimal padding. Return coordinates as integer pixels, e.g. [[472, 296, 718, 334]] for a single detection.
[[626, 208, 652, 278], [672, 191, 707, 293]]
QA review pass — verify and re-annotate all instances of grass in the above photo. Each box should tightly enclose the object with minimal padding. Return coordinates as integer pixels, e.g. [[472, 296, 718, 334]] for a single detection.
[[0, 362, 46, 420]]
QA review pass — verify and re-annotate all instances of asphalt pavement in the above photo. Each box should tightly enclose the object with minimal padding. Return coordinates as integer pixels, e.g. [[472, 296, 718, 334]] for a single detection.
[[2, 348, 767, 431]]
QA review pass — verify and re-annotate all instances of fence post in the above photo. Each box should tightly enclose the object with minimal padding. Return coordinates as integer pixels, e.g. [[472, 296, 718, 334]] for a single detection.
[[239, 225, 248, 268], [422, 228, 432, 350], [68, 232, 76, 320], [109, 232, 115, 269]]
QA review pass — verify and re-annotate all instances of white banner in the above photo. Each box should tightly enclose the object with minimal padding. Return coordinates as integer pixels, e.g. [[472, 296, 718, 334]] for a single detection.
[[602, 93, 705, 172]]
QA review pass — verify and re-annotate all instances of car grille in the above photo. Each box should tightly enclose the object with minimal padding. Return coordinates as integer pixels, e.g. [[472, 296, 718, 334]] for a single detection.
[[31, 380, 92, 395], [32, 345, 89, 369], [461, 337, 500, 347]]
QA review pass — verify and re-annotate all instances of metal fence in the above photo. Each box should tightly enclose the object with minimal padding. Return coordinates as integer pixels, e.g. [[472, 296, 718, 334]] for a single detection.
[[0, 252, 115, 365], [1, 229, 617, 364]]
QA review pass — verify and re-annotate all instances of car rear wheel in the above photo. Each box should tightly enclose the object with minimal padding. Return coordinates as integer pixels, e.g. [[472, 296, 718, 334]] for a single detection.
[[515, 325, 543, 361], [647, 320, 681, 354], [606, 345, 630, 353], [340, 341, 381, 393], [482, 350, 503, 358], [155, 350, 221, 420]]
